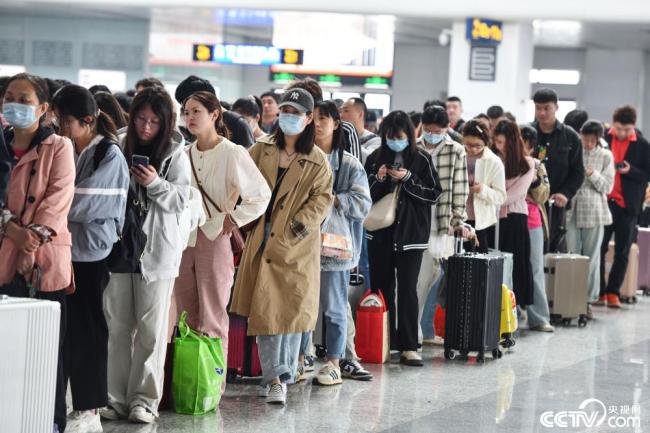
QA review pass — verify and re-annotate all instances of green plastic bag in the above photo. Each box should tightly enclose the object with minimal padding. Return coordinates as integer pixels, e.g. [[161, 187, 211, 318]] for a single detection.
[[172, 311, 226, 415]]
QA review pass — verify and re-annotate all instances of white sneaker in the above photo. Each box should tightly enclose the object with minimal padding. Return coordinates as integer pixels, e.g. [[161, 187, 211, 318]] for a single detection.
[[128, 406, 156, 424], [66, 411, 102, 433], [258, 384, 270, 398], [295, 364, 307, 383], [314, 361, 342, 386], [98, 406, 125, 421], [265, 383, 287, 405]]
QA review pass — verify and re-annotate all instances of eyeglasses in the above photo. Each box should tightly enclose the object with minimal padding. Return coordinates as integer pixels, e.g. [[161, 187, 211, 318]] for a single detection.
[[464, 143, 485, 149], [135, 116, 161, 127]]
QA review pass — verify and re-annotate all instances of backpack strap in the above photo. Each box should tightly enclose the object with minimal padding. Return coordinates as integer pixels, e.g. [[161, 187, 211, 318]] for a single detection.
[[359, 133, 378, 146]]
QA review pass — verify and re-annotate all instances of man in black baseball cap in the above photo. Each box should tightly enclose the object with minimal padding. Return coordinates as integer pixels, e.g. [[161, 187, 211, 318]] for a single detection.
[[175, 75, 255, 148]]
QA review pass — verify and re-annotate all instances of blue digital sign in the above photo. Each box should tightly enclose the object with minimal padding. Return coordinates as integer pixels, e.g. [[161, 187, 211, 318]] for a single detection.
[[193, 44, 303, 66]]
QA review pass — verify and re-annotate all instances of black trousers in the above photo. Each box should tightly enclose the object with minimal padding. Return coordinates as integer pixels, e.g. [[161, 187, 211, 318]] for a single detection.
[[546, 205, 568, 253], [64, 260, 110, 410], [464, 220, 495, 254], [368, 227, 424, 352], [600, 202, 637, 296], [498, 214, 534, 305], [0, 279, 67, 432]]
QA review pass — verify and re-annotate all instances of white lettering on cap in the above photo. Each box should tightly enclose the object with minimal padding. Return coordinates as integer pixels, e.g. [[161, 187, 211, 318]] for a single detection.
[[290, 92, 299, 100]]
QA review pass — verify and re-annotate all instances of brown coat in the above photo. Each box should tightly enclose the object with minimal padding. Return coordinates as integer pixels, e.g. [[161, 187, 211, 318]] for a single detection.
[[230, 136, 333, 336]]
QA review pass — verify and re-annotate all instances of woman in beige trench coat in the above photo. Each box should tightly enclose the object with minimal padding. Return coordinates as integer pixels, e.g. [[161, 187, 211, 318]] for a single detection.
[[230, 88, 333, 405]]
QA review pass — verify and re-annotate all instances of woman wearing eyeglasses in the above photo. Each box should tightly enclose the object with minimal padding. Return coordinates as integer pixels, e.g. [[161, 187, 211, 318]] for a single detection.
[[102, 87, 191, 425], [462, 119, 506, 253]]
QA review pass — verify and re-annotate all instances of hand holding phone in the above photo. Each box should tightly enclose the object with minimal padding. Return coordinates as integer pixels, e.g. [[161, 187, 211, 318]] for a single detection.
[[387, 163, 402, 170]]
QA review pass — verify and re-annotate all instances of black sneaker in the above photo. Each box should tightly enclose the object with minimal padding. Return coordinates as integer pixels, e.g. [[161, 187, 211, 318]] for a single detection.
[[339, 359, 373, 381], [304, 355, 316, 372]]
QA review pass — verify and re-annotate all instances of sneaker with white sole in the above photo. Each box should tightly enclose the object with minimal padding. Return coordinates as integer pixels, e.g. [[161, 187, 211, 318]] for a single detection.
[[128, 406, 156, 424], [339, 359, 373, 381], [99, 406, 125, 421], [65, 410, 103, 433], [296, 364, 307, 382], [400, 351, 424, 367], [304, 355, 316, 372], [258, 384, 270, 398], [265, 383, 287, 405], [314, 361, 342, 386]]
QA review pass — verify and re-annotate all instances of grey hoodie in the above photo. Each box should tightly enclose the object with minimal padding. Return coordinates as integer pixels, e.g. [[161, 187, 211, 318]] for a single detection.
[[121, 129, 191, 283]]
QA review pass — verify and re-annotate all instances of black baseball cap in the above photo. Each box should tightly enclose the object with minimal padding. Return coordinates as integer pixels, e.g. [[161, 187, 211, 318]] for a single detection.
[[278, 88, 314, 113]]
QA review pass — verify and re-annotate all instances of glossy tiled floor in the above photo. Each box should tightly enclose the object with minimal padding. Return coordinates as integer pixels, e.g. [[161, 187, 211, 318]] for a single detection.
[[103, 296, 650, 433]]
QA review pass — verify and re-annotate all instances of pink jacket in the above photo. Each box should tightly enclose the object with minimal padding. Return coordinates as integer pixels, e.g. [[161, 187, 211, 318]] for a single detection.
[[499, 157, 535, 219], [0, 132, 76, 293]]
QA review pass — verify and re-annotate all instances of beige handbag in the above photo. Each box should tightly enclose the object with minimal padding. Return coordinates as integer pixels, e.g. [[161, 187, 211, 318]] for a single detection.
[[364, 186, 400, 232]]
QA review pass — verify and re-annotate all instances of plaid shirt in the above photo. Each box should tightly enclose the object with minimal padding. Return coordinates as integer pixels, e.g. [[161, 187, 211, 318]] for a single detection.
[[418, 135, 468, 234], [567, 145, 614, 228]]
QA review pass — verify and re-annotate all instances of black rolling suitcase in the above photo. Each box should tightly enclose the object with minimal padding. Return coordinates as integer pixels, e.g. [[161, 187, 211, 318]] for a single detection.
[[444, 236, 504, 363]]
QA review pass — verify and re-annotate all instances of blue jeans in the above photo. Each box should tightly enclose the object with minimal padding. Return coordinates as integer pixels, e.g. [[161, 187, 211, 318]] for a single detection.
[[419, 268, 443, 340], [527, 227, 551, 327], [566, 218, 604, 302], [319, 270, 349, 359], [257, 333, 302, 385], [359, 234, 371, 288]]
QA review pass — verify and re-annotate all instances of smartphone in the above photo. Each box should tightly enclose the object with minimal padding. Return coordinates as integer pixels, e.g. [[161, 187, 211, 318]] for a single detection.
[[132, 154, 150, 168], [387, 163, 402, 170], [615, 162, 625, 169]]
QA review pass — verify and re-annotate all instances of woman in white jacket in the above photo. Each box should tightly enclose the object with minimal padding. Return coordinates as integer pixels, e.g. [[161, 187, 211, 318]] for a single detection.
[[174, 91, 271, 390], [102, 87, 191, 424], [462, 119, 506, 252]]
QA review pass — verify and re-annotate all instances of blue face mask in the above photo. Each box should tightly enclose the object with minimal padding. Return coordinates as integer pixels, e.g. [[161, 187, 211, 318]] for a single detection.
[[423, 132, 445, 145], [3, 102, 39, 129], [386, 138, 409, 153], [278, 112, 306, 136]]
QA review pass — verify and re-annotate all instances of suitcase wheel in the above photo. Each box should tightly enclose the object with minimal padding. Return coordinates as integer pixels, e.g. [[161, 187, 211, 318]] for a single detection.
[[643, 287, 650, 296], [315, 345, 327, 359], [476, 352, 486, 364], [226, 369, 238, 384], [501, 337, 516, 349], [444, 349, 456, 360], [562, 318, 572, 326], [578, 316, 588, 328], [492, 349, 503, 359]]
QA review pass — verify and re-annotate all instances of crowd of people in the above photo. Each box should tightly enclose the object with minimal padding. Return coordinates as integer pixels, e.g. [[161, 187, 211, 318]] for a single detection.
[[0, 72, 648, 433]]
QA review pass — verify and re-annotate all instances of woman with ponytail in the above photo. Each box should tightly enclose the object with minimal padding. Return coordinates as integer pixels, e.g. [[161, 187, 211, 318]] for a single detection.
[[51, 84, 130, 433], [173, 91, 270, 392]]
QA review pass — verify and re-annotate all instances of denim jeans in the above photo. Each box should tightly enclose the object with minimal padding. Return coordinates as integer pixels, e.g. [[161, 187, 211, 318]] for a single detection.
[[417, 257, 443, 341], [526, 227, 551, 327], [566, 218, 604, 302], [319, 270, 350, 359], [257, 333, 302, 385], [359, 233, 371, 288]]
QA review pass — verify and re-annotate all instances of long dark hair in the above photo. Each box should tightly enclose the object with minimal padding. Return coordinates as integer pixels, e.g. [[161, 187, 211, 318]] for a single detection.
[[182, 91, 230, 139], [314, 100, 343, 152], [494, 119, 530, 179], [94, 91, 128, 129], [125, 86, 175, 170], [462, 119, 491, 148], [272, 110, 315, 155], [376, 110, 418, 169], [51, 85, 118, 141]]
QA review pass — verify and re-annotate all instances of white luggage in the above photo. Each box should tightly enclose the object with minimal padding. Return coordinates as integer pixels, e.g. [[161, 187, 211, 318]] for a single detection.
[[0, 295, 61, 433]]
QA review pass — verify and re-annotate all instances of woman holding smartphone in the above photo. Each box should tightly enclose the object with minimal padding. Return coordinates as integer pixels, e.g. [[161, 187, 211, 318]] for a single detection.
[[462, 119, 506, 253], [102, 86, 191, 424], [365, 110, 441, 367]]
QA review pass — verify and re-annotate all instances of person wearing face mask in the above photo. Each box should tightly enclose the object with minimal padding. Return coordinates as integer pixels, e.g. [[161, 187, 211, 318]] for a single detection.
[[462, 119, 507, 253], [50, 84, 130, 433], [230, 88, 333, 405], [232, 95, 266, 140], [365, 110, 441, 367], [415, 106, 468, 345], [102, 87, 191, 424], [174, 91, 270, 393], [0, 73, 76, 433]]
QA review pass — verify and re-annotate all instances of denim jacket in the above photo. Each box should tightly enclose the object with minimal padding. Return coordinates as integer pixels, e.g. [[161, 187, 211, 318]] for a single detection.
[[321, 149, 372, 271]]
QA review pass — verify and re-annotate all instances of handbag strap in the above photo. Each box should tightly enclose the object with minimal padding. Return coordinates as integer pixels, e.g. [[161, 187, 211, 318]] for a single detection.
[[189, 148, 225, 219]]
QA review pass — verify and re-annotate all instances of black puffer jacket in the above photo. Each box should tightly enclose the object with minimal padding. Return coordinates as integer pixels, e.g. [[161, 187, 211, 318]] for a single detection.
[[365, 147, 441, 252]]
